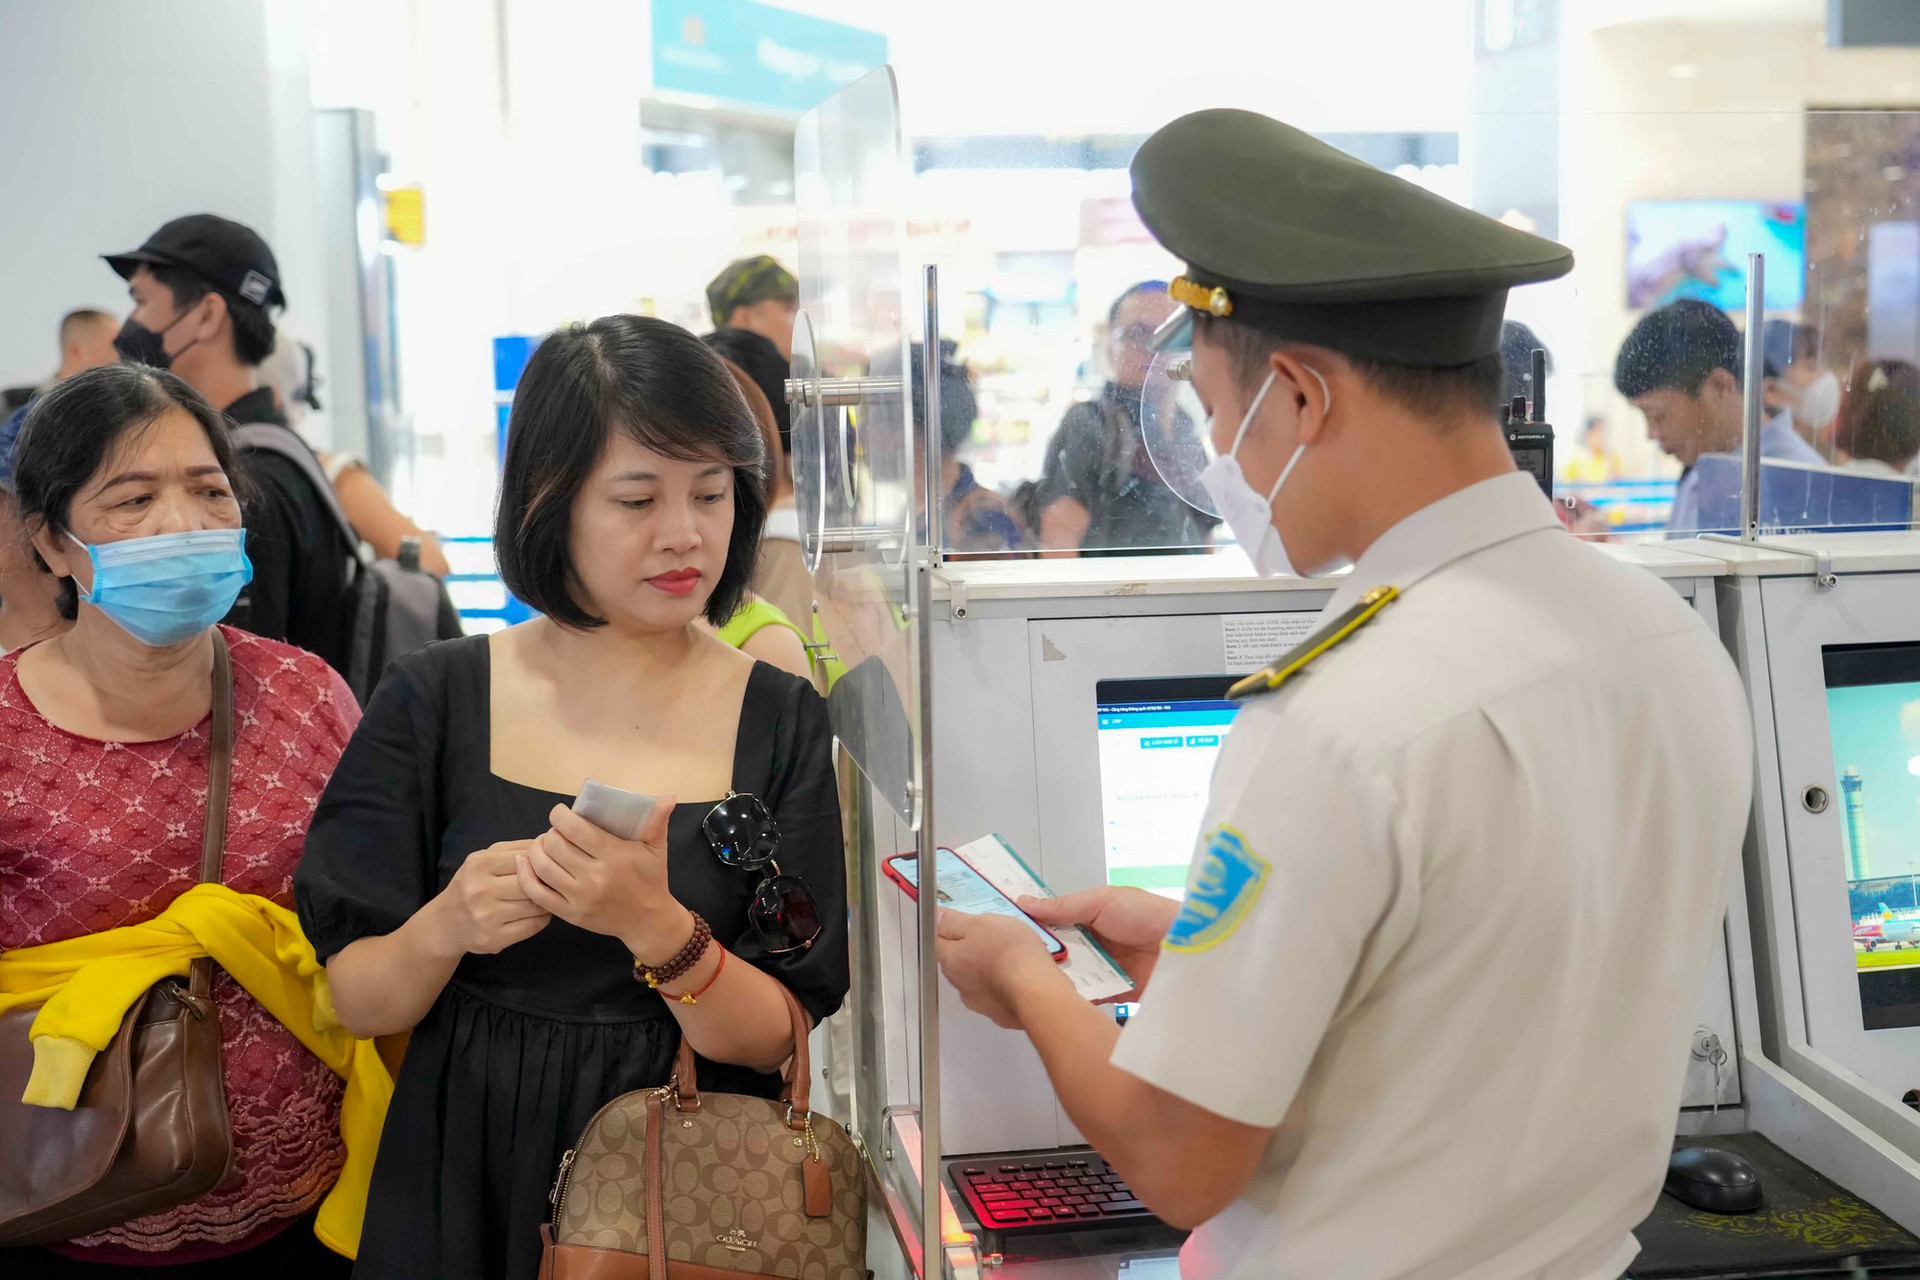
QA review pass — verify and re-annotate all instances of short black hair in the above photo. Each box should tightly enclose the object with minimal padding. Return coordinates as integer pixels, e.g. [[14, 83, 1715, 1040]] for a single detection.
[[1109, 280, 1169, 327], [13, 364, 248, 620], [495, 315, 767, 630], [910, 340, 979, 457], [1614, 299, 1743, 400], [702, 326, 791, 454], [1194, 311, 1506, 424], [149, 262, 277, 367]]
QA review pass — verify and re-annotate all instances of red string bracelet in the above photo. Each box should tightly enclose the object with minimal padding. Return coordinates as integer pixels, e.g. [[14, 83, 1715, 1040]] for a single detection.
[[664, 946, 728, 1006]]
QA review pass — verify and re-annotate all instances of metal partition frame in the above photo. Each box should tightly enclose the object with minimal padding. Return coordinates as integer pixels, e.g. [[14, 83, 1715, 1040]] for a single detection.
[[792, 67, 978, 1279]]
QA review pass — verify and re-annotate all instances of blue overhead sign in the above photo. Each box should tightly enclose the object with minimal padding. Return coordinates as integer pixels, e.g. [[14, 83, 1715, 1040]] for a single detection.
[[651, 0, 887, 114]]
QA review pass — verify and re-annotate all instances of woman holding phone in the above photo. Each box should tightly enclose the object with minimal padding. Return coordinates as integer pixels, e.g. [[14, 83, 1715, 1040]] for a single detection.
[[294, 316, 848, 1280]]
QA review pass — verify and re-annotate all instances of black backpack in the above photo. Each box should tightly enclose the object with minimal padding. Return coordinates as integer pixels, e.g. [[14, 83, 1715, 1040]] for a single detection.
[[231, 423, 463, 705]]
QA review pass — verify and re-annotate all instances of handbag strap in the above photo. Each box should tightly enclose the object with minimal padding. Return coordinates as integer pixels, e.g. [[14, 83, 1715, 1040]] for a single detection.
[[201, 628, 234, 883], [645, 1091, 668, 1279], [672, 984, 812, 1117], [186, 630, 236, 1008]]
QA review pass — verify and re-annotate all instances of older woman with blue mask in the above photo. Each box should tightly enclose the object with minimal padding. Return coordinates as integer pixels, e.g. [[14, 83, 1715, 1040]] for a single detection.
[[1, 365, 359, 1276]]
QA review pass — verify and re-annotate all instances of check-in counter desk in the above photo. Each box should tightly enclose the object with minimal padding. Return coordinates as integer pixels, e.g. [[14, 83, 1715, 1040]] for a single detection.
[[860, 545, 1752, 1277]]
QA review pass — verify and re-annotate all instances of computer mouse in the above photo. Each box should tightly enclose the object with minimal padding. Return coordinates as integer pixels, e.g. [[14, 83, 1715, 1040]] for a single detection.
[[1664, 1146, 1762, 1213]]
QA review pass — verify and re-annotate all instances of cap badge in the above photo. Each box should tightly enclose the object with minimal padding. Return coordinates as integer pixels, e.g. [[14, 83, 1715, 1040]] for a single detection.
[[238, 270, 272, 305], [1170, 275, 1233, 318]]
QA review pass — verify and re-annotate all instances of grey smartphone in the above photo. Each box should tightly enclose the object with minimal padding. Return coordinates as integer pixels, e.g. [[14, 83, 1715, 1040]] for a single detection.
[[571, 780, 658, 841]]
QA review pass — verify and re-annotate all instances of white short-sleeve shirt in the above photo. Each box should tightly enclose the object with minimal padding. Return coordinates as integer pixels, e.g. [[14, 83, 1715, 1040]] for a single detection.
[[1111, 473, 1753, 1280]]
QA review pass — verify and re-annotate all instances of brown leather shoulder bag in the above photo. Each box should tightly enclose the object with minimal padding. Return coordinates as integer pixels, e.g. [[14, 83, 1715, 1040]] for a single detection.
[[0, 630, 237, 1245], [541, 985, 867, 1280]]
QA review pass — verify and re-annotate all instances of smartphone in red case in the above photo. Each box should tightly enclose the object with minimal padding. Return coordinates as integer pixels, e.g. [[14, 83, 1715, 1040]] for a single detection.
[[884, 846, 1069, 961]]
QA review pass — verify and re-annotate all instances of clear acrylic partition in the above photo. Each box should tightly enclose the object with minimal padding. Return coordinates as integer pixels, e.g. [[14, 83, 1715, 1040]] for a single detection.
[[793, 66, 919, 824], [795, 68, 971, 1280], [1493, 108, 1920, 546], [903, 106, 1920, 555], [903, 140, 1212, 560], [1746, 110, 1920, 538]]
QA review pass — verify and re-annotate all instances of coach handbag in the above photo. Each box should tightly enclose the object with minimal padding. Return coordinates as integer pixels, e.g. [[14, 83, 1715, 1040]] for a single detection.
[[0, 630, 236, 1245], [541, 985, 867, 1279]]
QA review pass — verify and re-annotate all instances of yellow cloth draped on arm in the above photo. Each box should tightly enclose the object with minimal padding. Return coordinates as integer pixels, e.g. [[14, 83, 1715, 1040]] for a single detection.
[[0, 883, 391, 1259]]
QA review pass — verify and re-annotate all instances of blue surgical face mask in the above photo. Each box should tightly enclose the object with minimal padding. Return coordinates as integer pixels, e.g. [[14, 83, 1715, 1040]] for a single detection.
[[68, 528, 253, 648]]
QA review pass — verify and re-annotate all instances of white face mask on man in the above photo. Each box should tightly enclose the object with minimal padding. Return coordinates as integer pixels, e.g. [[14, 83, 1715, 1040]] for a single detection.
[[1196, 363, 1332, 577], [1794, 369, 1842, 433]]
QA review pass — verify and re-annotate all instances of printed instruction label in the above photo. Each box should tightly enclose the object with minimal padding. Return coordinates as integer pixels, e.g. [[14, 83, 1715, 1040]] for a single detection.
[[1222, 612, 1319, 672]]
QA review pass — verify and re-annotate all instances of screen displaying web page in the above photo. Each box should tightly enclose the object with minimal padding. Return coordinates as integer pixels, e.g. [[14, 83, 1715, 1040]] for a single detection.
[[1095, 676, 1242, 902]]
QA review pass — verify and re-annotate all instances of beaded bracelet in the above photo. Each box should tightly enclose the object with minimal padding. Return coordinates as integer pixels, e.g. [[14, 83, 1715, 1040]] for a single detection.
[[634, 913, 711, 989]]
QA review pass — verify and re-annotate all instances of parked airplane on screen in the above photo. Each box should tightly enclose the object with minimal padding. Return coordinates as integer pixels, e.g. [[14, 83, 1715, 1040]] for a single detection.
[[1855, 904, 1920, 950]]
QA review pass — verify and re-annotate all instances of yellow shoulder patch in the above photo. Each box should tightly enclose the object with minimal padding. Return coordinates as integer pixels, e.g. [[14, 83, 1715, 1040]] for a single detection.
[[1227, 585, 1399, 701]]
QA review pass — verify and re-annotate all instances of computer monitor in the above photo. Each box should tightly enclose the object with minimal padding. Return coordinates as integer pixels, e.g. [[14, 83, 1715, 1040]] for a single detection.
[[1824, 642, 1920, 1031], [1097, 676, 1242, 1023], [1094, 676, 1242, 900]]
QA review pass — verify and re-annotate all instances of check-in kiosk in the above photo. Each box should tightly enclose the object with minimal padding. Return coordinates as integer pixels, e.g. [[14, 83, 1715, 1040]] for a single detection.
[[879, 547, 1742, 1150], [1679, 535, 1920, 1224]]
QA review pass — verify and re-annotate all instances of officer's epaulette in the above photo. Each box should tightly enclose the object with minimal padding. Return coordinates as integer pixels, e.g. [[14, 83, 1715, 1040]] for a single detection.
[[1227, 585, 1400, 701]]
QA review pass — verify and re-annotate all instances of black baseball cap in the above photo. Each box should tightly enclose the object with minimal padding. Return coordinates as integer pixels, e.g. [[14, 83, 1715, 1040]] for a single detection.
[[104, 214, 286, 310]]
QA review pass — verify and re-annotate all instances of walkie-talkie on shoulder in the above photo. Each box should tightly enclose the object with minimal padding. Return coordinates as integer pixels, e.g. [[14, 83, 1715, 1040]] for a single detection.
[[1505, 347, 1553, 499]]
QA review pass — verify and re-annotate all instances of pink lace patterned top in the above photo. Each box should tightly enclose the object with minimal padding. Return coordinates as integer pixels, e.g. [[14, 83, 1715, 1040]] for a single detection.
[[0, 627, 358, 1261]]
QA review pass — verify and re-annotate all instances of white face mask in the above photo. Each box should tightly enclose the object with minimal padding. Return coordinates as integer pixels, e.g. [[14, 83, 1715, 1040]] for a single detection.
[[1196, 364, 1331, 577], [1795, 369, 1842, 433]]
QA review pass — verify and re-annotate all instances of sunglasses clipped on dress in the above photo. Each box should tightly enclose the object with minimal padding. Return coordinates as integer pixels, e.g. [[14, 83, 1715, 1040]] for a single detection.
[[702, 792, 821, 953]]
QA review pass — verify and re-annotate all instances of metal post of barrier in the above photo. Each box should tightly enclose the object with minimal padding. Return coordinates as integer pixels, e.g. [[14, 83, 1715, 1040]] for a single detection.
[[1741, 253, 1766, 543]]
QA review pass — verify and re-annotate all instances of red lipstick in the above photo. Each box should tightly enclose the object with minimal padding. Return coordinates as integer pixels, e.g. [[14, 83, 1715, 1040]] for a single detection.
[[647, 568, 702, 596]]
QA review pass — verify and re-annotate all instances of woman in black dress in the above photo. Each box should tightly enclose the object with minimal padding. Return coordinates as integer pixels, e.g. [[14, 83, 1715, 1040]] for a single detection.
[[294, 316, 847, 1280]]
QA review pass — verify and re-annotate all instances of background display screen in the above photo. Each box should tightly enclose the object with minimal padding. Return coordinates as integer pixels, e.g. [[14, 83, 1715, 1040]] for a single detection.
[[1626, 199, 1807, 310], [1824, 643, 1920, 1030]]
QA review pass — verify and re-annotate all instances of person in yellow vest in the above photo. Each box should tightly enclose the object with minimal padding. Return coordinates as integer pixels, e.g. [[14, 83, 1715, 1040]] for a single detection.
[[711, 592, 813, 683]]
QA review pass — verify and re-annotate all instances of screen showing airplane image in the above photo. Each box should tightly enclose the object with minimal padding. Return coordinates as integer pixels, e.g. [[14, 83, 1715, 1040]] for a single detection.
[[1824, 643, 1920, 1030]]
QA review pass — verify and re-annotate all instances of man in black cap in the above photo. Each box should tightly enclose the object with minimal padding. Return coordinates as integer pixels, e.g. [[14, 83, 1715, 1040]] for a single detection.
[[934, 110, 1752, 1279], [106, 214, 354, 675]]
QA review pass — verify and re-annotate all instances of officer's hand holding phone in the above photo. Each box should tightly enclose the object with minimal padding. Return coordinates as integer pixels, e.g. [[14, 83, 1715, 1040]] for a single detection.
[[1020, 887, 1180, 1002]]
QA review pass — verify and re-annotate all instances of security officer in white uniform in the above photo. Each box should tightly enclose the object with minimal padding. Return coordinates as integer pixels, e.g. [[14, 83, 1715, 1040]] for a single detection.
[[935, 109, 1754, 1280]]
